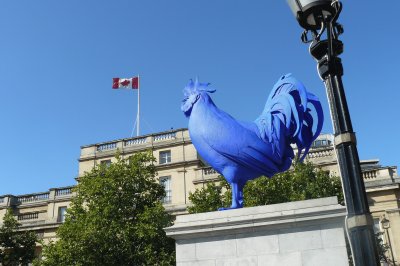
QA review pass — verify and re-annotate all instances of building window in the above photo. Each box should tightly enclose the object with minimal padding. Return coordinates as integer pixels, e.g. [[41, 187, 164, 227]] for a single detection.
[[100, 159, 111, 167], [312, 139, 332, 148], [159, 150, 171, 164], [58, 207, 67, 223], [160, 176, 171, 204], [36, 230, 45, 239]]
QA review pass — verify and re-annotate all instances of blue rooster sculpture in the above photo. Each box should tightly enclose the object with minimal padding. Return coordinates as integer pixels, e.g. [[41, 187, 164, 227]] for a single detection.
[[182, 74, 323, 210]]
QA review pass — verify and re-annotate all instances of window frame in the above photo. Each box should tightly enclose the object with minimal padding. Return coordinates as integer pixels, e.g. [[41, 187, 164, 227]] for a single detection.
[[159, 150, 171, 165], [100, 159, 112, 167], [58, 206, 68, 223], [159, 176, 172, 204]]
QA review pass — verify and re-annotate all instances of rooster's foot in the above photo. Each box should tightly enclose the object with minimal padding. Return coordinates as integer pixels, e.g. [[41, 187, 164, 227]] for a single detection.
[[217, 206, 243, 211]]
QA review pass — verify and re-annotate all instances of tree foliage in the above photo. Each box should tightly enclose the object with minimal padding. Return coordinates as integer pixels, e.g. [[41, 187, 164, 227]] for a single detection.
[[187, 181, 231, 214], [0, 209, 38, 266], [375, 232, 392, 264], [188, 161, 344, 213], [38, 152, 175, 266]]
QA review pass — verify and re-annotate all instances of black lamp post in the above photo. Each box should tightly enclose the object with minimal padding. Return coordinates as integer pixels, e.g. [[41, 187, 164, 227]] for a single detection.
[[286, 1, 380, 265]]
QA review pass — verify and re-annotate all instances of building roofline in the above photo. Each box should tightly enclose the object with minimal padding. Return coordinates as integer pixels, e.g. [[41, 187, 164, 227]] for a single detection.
[[80, 128, 188, 148], [360, 159, 380, 164], [0, 185, 75, 199]]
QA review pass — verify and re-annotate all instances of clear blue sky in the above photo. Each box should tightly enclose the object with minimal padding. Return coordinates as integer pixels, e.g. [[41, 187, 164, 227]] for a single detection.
[[0, 1, 398, 195]]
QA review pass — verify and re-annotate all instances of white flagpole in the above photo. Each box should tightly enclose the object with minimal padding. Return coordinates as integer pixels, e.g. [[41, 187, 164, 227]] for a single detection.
[[137, 75, 140, 137]]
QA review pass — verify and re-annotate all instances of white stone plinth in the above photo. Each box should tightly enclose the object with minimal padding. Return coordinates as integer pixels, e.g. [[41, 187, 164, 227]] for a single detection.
[[165, 197, 348, 266]]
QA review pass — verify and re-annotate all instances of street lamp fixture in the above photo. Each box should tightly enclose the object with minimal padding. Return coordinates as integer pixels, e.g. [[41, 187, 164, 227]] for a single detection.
[[287, 0, 336, 30], [381, 216, 390, 230], [286, 1, 380, 265]]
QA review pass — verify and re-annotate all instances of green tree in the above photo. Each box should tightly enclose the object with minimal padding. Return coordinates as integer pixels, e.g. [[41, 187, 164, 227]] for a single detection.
[[188, 161, 344, 213], [0, 209, 38, 266], [187, 180, 231, 213], [38, 152, 175, 266]]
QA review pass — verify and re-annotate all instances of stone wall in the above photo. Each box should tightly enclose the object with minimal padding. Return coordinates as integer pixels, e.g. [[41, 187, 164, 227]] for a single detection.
[[165, 197, 348, 266]]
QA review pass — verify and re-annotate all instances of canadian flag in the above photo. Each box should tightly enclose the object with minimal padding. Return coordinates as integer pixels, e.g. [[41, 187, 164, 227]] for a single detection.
[[112, 77, 139, 89]]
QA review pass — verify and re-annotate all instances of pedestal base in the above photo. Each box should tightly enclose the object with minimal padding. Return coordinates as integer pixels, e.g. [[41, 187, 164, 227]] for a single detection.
[[165, 197, 348, 266]]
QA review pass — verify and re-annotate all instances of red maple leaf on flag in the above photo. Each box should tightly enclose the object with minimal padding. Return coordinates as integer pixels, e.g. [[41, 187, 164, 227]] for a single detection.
[[120, 79, 130, 86]]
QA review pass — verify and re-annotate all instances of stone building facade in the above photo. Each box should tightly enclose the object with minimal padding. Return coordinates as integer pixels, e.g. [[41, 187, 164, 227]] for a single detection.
[[0, 186, 73, 256], [1, 128, 399, 263]]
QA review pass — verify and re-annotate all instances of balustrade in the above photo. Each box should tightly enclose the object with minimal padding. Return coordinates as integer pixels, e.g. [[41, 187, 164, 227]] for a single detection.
[[97, 142, 117, 151], [307, 149, 334, 159], [17, 193, 49, 203], [18, 212, 39, 221], [55, 187, 73, 196], [154, 132, 176, 142], [362, 170, 378, 180], [124, 137, 147, 146], [203, 167, 217, 176]]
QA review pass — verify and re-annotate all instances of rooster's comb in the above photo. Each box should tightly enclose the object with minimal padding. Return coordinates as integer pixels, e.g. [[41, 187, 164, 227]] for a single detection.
[[183, 77, 216, 97]]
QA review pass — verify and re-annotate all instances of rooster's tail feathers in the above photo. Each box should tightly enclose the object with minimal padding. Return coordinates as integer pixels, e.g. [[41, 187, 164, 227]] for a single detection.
[[255, 74, 324, 161]]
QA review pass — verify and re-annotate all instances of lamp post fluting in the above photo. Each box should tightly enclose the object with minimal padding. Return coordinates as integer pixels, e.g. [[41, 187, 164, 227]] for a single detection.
[[286, 1, 380, 265]]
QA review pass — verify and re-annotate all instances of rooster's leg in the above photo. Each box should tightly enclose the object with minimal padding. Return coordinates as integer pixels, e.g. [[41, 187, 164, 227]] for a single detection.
[[237, 181, 245, 207], [218, 182, 244, 211], [230, 182, 245, 209]]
